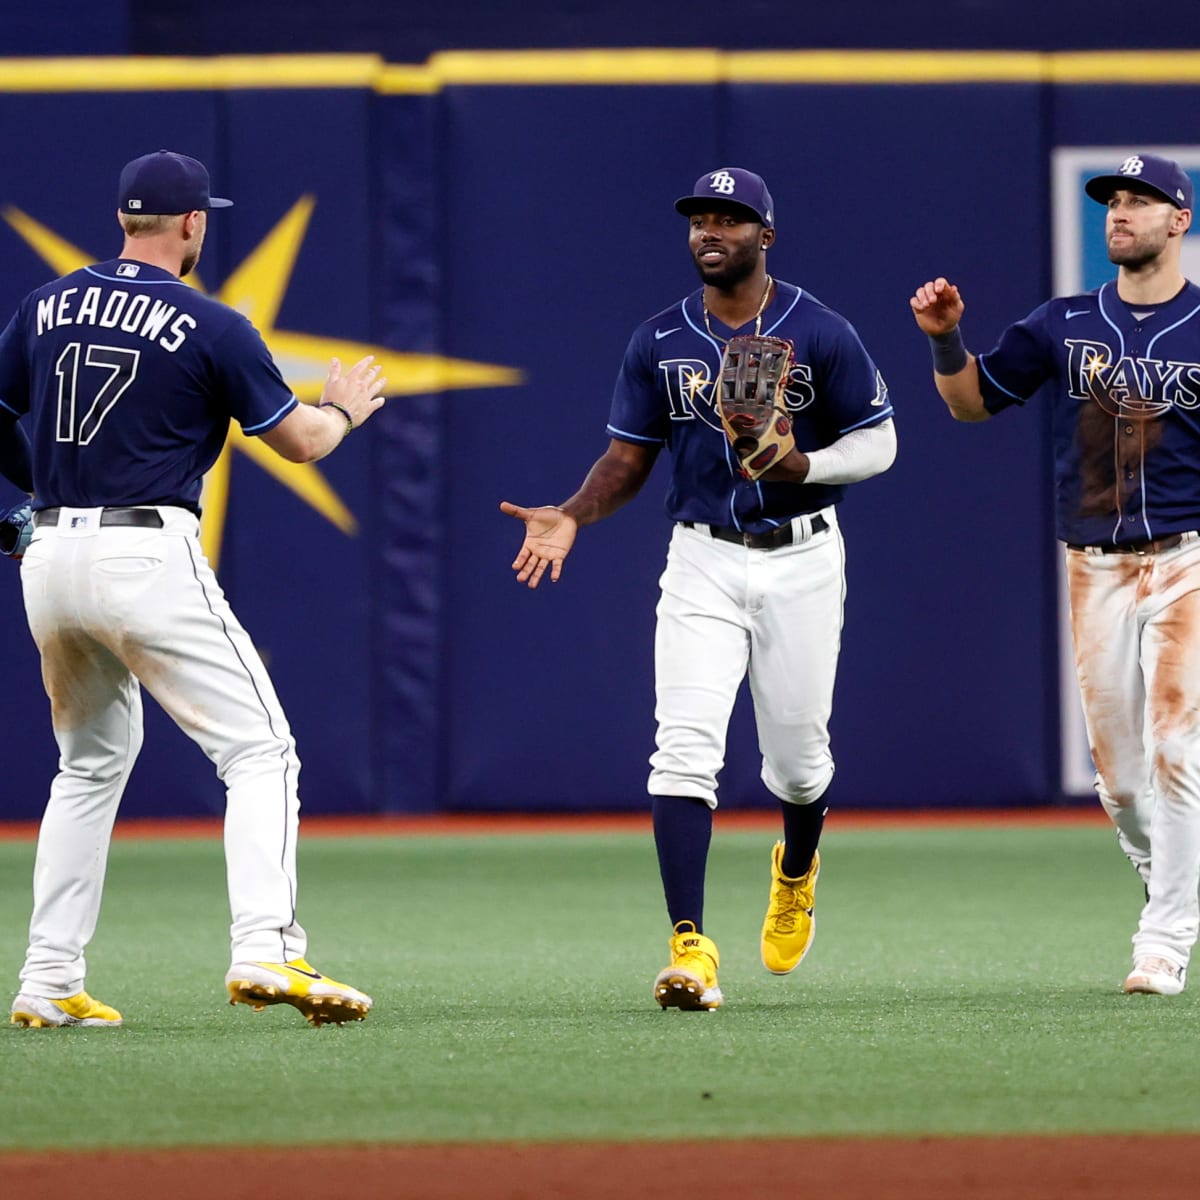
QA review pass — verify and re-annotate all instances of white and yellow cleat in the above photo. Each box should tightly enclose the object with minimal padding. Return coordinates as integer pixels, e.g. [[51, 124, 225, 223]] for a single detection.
[[225, 957, 372, 1026], [761, 842, 820, 975], [653, 920, 723, 1011], [10, 990, 123, 1028]]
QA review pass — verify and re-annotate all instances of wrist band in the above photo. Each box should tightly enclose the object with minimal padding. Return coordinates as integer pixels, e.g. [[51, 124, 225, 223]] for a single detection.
[[929, 327, 968, 375], [319, 400, 354, 435]]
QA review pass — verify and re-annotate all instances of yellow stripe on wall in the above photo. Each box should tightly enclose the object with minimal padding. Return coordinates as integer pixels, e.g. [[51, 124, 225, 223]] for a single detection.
[[726, 50, 1046, 83], [0, 54, 384, 91], [1049, 51, 1200, 82], [424, 49, 724, 85], [2, 50, 1200, 93]]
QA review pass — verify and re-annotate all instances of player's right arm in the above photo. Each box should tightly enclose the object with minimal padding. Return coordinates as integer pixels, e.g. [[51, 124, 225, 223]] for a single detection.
[[0, 311, 33, 493], [0, 420, 32, 494], [910, 277, 990, 423], [500, 438, 659, 589]]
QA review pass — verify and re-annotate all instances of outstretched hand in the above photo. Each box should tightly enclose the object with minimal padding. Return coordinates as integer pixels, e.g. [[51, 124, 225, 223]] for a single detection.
[[499, 501, 578, 588], [910, 277, 964, 336], [321, 355, 388, 430]]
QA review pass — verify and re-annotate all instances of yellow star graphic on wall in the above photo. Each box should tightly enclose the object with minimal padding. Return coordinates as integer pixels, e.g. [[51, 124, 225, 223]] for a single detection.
[[2, 198, 522, 568]]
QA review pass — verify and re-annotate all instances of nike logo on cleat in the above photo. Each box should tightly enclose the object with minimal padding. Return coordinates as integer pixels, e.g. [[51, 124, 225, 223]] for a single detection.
[[655, 327, 682, 340], [283, 965, 323, 980]]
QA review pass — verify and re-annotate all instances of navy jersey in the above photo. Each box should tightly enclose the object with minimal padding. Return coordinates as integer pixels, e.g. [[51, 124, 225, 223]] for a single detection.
[[608, 280, 892, 532], [0, 258, 297, 511], [978, 280, 1200, 546]]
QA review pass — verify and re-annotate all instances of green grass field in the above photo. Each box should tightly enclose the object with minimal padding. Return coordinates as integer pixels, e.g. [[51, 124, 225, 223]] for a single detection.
[[2, 823, 1198, 1150]]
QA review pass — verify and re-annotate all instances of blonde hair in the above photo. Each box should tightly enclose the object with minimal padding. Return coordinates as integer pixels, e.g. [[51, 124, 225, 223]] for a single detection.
[[118, 212, 182, 237]]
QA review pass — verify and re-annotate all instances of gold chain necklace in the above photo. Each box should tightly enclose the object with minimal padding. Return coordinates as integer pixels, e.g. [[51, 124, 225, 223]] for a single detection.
[[702, 275, 773, 344]]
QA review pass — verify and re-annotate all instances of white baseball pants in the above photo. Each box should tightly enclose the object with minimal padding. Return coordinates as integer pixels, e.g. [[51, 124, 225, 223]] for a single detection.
[[1066, 533, 1200, 970], [648, 510, 845, 809], [18, 506, 306, 997]]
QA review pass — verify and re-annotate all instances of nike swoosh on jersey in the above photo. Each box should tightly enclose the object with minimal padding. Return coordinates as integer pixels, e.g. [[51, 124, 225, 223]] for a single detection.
[[1065, 309, 1091, 319], [654, 327, 682, 340]]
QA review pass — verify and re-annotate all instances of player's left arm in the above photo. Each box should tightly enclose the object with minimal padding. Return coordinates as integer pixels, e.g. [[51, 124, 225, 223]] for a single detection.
[[762, 318, 896, 484], [763, 418, 896, 485], [213, 315, 387, 462], [260, 357, 387, 463]]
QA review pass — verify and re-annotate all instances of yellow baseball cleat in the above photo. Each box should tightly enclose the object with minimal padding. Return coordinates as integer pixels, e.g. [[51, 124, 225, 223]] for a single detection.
[[653, 920, 723, 1011], [225, 957, 372, 1026], [761, 842, 820, 975], [10, 990, 123, 1028]]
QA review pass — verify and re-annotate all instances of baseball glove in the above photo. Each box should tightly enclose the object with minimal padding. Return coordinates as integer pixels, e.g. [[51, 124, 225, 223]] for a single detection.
[[0, 500, 33, 559], [716, 335, 796, 479]]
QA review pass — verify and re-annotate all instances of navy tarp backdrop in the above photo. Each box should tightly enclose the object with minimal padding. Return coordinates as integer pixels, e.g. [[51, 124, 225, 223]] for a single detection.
[[0, 51, 1183, 819]]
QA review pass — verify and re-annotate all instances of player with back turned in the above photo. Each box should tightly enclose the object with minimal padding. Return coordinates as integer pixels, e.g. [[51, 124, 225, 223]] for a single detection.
[[912, 152, 1200, 997], [502, 168, 896, 1009], [0, 150, 387, 1027]]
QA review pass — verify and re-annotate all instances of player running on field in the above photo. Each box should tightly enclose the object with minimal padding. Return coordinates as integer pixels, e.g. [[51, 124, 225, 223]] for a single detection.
[[0, 150, 387, 1027], [502, 168, 896, 1010], [912, 151, 1200, 997]]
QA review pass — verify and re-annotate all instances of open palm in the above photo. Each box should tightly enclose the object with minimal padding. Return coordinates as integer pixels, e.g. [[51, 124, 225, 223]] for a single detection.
[[499, 502, 579, 588]]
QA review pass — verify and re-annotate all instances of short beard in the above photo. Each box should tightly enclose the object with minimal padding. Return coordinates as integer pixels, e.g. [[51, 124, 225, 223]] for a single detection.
[[1107, 232, 1168, 270], [180, 249, 200, 278], [693, 245, 758, 290]]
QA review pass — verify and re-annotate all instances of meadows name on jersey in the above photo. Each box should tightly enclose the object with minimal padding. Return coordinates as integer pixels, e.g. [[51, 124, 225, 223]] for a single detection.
[[0, 258, 296, 511], [35, 277, 196, 353]]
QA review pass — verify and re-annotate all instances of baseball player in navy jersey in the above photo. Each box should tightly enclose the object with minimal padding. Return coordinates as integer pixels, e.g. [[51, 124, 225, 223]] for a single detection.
[[502, 168, 896, 1009], [912, 151, 1200, 997], [0, 150, 387, 1027]]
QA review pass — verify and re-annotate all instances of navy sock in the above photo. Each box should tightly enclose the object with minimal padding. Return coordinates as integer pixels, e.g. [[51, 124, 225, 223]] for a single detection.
[[652, 794, 713, 932], [779, 800, 827, 878]]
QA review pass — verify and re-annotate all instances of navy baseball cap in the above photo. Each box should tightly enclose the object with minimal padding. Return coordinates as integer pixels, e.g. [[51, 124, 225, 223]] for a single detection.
[[118, 150, 233, 215], [675, 167, 775, 227], [1085, 153, 1193, 210]]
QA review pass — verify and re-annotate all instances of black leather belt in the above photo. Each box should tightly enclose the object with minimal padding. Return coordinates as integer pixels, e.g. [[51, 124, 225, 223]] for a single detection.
[[34, 506, 164, 529], [1067, 532, 1187, 556], [681, 513, 828, 550]]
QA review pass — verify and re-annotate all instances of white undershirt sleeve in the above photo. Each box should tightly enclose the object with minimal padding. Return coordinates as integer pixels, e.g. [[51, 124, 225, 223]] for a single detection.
[[802, 418, 896, 486]]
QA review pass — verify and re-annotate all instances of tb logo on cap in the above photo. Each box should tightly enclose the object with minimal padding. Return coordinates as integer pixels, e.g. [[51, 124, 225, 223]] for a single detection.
[[1119, 155, 1145, 177], [708, 170, 737, 195]]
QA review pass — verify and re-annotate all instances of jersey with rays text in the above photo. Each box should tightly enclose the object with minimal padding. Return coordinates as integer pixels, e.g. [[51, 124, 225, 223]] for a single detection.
[[0, 258, 297, 511], [977, 279, 1200, 546], [608, 280, 892, 532]]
